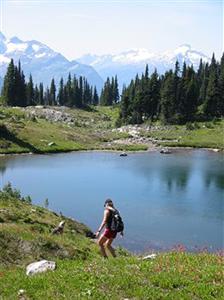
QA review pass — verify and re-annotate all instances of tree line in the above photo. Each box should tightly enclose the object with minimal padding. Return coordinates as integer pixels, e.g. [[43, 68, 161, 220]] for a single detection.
[[119, 53, 224, 124], [1, 59, 100, 108], [1, 59, 121, 108], [1, 54, 224, 125]]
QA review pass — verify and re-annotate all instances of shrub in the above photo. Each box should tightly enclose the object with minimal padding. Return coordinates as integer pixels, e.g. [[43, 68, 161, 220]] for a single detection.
[[204, 122, 214, 129], [1, 182, 32, 203], [186, 122, 195, 130]]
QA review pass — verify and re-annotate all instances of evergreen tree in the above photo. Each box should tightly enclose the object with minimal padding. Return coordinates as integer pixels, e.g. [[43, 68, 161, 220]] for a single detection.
[[160, 70, 176, 123], [2, 59, 16, 106], [66, 73, 73, 106], [198, 63, 209, 106], [39, 83, 44, 105], [44, 87, 50, 105], [203, 55, 220, 117], [93, 86, 99, 105], [113, 76, 119, 103], [26, 74, 34, 106], [34, 85, 39, 105], [100, 78, 112, 105], [58, 78, 64, 106], [49, 78, 56, 106], [218, 53, 224, 116], [14, 61, 27, 106]]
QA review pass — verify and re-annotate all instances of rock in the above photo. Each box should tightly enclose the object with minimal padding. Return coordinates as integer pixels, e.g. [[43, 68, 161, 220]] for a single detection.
[[160, 148, 171, 154], [52, 220, 65, 234], [142, 253, 157, 260], [26, 260, 56, 276], [48, 142, 55, 146], [18, 289, 25, 296], [18, 289, 26, 300], [120, 152, 128, 157], [212, 149, 220, 152]]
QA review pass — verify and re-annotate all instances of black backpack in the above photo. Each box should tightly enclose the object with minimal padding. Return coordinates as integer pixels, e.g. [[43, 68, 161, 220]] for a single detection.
[[110, 209, 124, 233]]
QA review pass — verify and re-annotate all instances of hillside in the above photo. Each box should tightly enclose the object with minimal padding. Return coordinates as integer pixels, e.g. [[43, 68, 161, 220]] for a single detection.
[[0, 185, 223, 300], [0, 105, 223, 155]]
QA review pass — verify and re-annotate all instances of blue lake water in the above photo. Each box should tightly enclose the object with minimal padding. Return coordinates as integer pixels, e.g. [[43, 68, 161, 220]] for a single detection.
[[0, 150, 223, 253]]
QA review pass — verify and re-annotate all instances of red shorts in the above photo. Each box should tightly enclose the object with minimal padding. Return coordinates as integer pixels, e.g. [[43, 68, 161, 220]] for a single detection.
[[103, 228, 117, 239]]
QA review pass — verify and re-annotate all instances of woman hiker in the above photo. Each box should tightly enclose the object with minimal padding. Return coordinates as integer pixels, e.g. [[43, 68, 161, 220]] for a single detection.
[[95, 199, 124, 258]]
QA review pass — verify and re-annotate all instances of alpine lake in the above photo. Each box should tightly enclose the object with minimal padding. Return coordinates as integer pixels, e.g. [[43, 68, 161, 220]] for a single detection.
[[0, 149, 223, 253]]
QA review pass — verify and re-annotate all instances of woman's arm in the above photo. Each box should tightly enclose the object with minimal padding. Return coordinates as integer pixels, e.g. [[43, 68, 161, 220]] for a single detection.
[[96, 209, 109, 236]]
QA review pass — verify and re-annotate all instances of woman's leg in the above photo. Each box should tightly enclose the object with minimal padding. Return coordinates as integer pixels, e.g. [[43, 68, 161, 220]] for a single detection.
[[98, 235, 108, 258], [105, 238, 116, 257]]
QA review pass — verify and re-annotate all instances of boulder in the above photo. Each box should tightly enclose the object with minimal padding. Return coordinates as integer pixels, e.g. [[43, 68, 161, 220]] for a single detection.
[[160, 148, 171, 154], [120, 152, 128, 157], [26, 260, 56, 276], [142, 253, 157, 260]]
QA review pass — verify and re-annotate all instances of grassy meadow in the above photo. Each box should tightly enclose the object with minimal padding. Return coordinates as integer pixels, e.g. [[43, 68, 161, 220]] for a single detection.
[[0, 186, 223, 300], [0, 105, 223, 155]]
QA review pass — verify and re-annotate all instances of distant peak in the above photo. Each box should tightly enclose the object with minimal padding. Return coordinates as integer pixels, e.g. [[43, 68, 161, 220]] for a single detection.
[[0, 32, 6, 41], [174, 44, 192, 54], [9, 36, 23, 43]]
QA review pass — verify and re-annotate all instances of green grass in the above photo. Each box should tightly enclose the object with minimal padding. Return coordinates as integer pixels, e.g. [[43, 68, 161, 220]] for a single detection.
[[140, 120, 224, 150], [0, 106, 127, 154], [1, 253, 223, 300], [0, 106, 223, 154], [0, 186, 223, 299]]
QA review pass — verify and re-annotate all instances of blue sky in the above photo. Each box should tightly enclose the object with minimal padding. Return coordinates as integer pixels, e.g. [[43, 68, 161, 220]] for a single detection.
[[0, 0, 223, 59]]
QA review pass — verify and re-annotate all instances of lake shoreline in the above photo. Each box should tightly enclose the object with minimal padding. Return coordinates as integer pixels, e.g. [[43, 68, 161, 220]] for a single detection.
[[0, 145, 223, 157]]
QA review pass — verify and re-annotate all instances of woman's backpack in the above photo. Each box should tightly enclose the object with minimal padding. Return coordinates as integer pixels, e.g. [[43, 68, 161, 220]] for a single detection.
[[110, 209, 124, 233]]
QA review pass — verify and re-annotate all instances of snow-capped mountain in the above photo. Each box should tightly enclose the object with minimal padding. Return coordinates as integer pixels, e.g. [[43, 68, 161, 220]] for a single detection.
[[77, 45, 211, 87], [0, 32, 103, 91]]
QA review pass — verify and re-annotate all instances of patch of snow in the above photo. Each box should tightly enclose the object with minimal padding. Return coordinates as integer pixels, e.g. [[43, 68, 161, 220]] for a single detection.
[[32, 44, 40, 52], [113, 48, 155, 64], [6, 42, 28, 53], [174, 44, 191, 55], [35, 52, 46, 58]]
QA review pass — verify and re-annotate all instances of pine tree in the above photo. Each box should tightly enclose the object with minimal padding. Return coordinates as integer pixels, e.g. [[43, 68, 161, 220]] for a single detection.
[[49, 78, 56, 106], [120, 92, 130, 122], [34, 85, 39, 105], [198, 63, 209, 106], [26, 74, 34, 106], [218, 53, 224, 116], [148, 69, 160, 120], [100, 77, 113, 106], [14, 61, 27, 106], [113, 76, 119, 103], [203, 54, 220, 117], [2, 59, 16, 106], [160, 70, 176, 123], [93, 86, 99, 105], [58, 78, 64, 106], [44, 87, 50, 105], [39, 83, 44, 105], [66, 73, 73, 106]]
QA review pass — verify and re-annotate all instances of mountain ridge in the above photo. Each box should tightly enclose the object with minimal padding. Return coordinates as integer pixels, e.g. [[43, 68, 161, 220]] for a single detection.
[[0, 32, 104, 91], [77, 44, 211, 86], [0, 32, 212, 90]]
